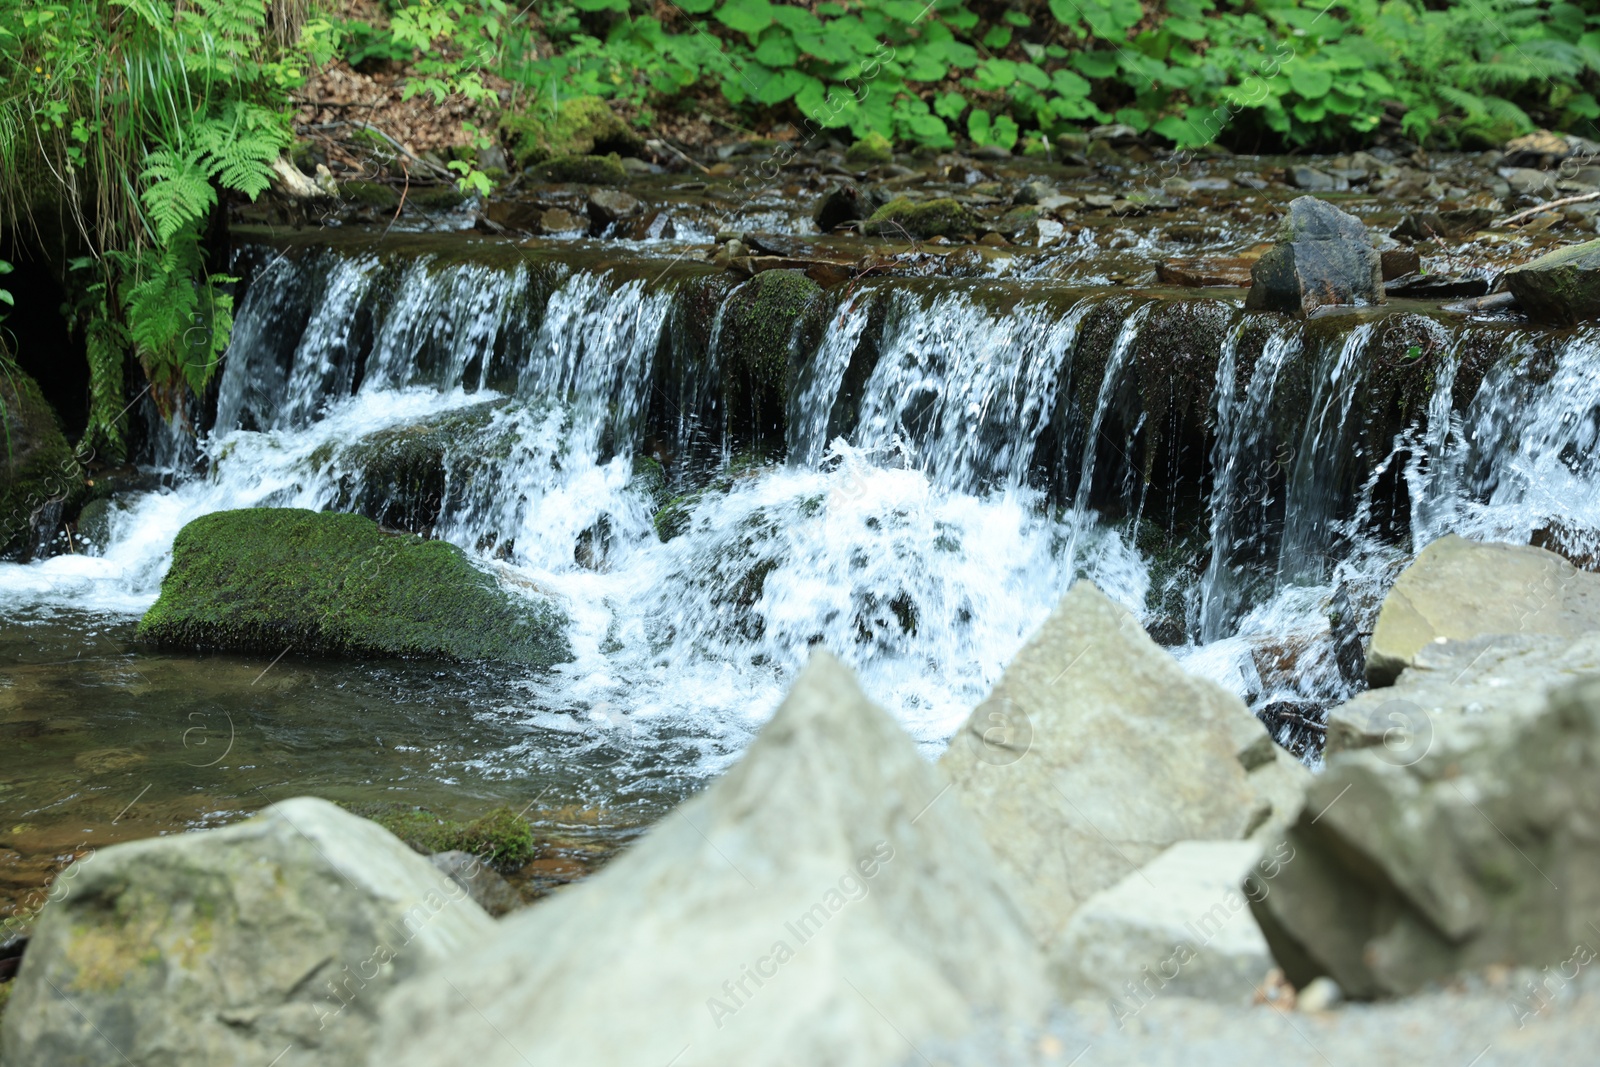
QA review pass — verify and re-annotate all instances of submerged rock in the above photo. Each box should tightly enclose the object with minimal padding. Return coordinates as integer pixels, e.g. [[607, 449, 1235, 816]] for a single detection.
[[1245, 196, 1385, 314], [1251, 675, 1600, 998], [1364, 534, 1600, 685], [939, 582, 1307, 982], [368, 653, 1050, 1067], [1, 367, 82, 561], [862, 196, 978, 239], [0, 798, 494, 1066], [717, 269, 822, 448], [137, 508, 571, 666], [1504, 238, 1600, 326]]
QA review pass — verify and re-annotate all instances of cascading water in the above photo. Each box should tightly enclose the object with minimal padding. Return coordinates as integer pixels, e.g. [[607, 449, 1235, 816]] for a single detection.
[[7, 236, 1600, 778]]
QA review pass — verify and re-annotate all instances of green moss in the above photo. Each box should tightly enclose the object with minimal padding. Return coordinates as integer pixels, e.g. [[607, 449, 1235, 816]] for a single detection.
[[862, 197, 978, 239], [717, 270, 822, 449], [0, 364, 82, 560], [339, 181, 400, 210], [364, 805, 538, 871], [530, 153, 628, 185], [844, 132, 893, 166], [408, 184, 470, 210], [500, 96, 644, 169], [137, 508, 571, 666]]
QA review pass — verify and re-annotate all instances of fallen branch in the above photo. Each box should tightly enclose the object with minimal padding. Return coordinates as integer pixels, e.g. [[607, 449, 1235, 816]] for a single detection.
[[297, 120, 456, 182], [646, 137, 711, 176], [1496, 190, 1600, 227]]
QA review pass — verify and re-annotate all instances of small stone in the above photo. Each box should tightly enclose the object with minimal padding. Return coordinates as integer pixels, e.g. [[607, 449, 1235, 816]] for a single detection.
[[538, 207, 589, 236], [1012, 181, 1055, 206], [1024, 218, 1065, 246], [1504, 238, 1600, 325], [970, 143, 1012, 161], [1297, 976, 1343, 1012], [1380, 247, 1421, 280], [586, 187, 642, 228], [1290, 166, 1347, 192], [430, 851, 523, 917]]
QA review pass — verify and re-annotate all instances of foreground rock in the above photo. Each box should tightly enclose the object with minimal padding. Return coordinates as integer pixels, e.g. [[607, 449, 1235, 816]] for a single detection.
[[1364, 534, 1600, 685], [1245, 196, 1385, 314], [138, 508, 570, 665], [1251, 676, 1600, 998], [939, 582, 1308, 980], [1504, 238, 1600, 326], [1, 798, 495, 1066], [1055, 841, 1281, 1006], [1329, 630, 1600, 754], [369, 653, 1050, 1067], [0, 367, 81, 561]]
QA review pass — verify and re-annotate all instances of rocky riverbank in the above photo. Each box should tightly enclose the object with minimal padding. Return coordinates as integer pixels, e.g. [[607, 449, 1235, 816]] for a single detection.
[[5, 532, 1599, 1064]]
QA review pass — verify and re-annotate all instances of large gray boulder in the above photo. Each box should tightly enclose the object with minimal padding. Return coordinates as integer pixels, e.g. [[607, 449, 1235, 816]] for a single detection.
[[1, 798, 495, 1066], [1365, 534, 1600, 686], [1504, 238, 1600, 326], [1055, 840, 1282, 1006], [1251, 676, 1600, 998], [368, 652, 1050, 1067], [1245, 196, 1385, 314], [938, 582, 1307, 973], [1329, 630, 1600, 755]]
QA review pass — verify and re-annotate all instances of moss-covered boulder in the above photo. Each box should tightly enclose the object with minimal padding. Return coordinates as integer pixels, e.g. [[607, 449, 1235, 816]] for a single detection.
[[845, 131, 894, 166], [138, 508, 571, 666], [1, 366, 82, 561], [529, 153, 629, 185], [339, 180, 400, 210], [500, 96, 644, 169], [1504, 239, 1600, 326], [717, 270, 822, 448], [862, 196, 979, 239]]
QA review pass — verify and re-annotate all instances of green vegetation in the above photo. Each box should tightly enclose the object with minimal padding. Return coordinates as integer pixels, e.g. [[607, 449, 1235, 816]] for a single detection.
[[138, 507, 572, 665], [0, 365, 82, 559], [362, 804, 539, 870]]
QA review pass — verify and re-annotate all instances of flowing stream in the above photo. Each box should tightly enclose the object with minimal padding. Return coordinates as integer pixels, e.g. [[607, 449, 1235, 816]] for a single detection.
[[4, 233, 1600, 889]]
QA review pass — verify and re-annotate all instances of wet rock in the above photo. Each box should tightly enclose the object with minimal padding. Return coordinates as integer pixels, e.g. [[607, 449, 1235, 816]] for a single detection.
[[1379, 246, 1421, 280], [863, 196, 979, 239], [1501, 167, 1559, 198], [1012, 181, 1054, 206], [991, 204, 1042, 238], [1020, 218, 1064, 246], [844, 132, 893, 166], [1365, 534, 1600, 685], [1245, 196, 1385, 314], [1502, 129, 1600, 169], [499, 96, 644, 168], [339, 179, 400, 211], [586, 188, 642, 229], [0, 367, 82, 561], [813, 182, 875, 233], [1389, 208, 1494, 242], [0, 797, 494, 1066], [429, 851, 523, 917], [970, 143, 1012, 161], [1297, 976, 1343, 1012], [530, 153, 628, 185], [369, 653, 1051, 1067], [717, 269, 822, 447], [939, 583, 1307, 968], [538, 207, 589, 236], [1250, 675, 1600, 998], [138, 507, 571, 666], [1504, 238, 1600, 326], [1055, 841, 1281, 1004], [1157, 257, 1257, 288], [1289, 166, 1347, 192]]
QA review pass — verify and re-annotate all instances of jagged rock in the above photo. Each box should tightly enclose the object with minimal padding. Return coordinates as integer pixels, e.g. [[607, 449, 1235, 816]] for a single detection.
[[1245, 196, 1385, 314], [1503, 238, 1600, 326], [0, 798, 495, 1066], [587, 188, 642, 229], [1288, 166, 1346, 192], [368, 653, 1050, 1067], [0, 366, 82, 561], [1250, 675, 1600, 998], [429, 851, 523, 917], [1365, 534, 1600, 685], [1329, 631, 1600, 754], [137, 508, 571, 666], [938, 582, 1307, 976], [1055, 840, 1283, 1005]]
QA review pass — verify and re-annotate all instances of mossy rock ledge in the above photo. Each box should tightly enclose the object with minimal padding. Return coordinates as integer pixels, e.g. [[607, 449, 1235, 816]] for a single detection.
[[1, 365, 82, 561], [138, 508, 571, 666], [862, 196, 978, 239]]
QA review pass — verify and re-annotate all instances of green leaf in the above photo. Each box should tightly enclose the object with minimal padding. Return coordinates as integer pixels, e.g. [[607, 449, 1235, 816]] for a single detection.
[[1073, 51, 1118, 79], [715, 0, 774, 38], [1051, 68, 1091, 98], [968, 108, 992, 145], [1288, 64, 1333, 99], [934, 90, 968, 120], [753, 29, 796, 66], [140, 147, 217, 244], [1003, 10, 1030, 26], [989, 114, 1019, 149], [982, 25, 1012, 49], [905, 112, 952, 146]]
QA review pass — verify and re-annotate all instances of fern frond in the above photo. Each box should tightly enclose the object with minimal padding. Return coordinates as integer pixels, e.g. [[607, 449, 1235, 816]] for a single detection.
[[139, 146, 216, 243]]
